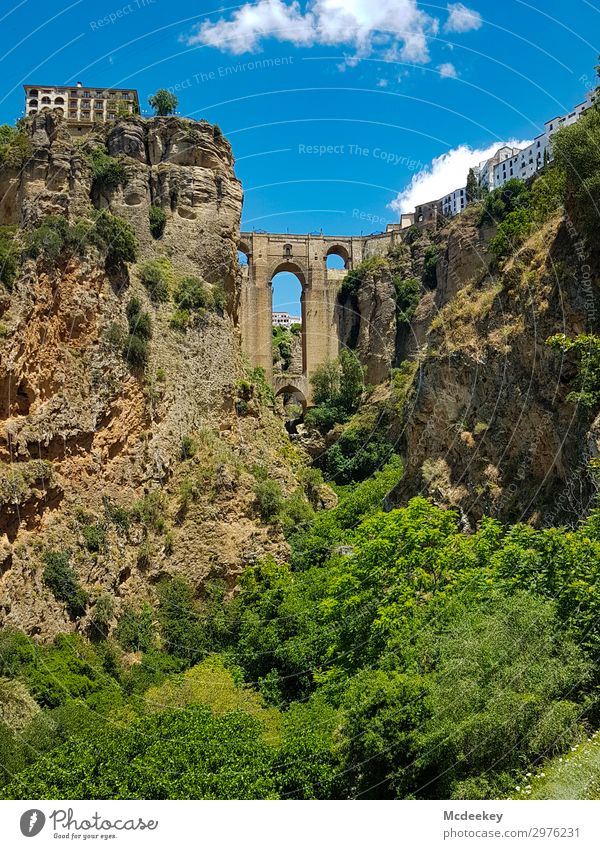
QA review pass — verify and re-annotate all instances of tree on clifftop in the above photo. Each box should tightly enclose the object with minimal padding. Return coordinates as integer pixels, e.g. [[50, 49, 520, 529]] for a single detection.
[[148, 89, 178, 116]]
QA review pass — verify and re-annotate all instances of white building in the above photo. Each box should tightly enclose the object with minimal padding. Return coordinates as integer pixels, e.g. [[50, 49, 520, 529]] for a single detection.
[[441, 186, 467, 217], [413, 89, 597, 223], [23, 82, 139, 125], [273, 312, 302, 329]]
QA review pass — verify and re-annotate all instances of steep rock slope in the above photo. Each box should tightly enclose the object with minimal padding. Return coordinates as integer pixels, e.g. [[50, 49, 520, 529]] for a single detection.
[[0, 114, 299, 639], [393, 211, 600, 525]]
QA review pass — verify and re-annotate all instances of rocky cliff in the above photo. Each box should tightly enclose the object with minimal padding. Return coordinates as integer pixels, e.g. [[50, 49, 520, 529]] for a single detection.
[[0, 114, 301, 639], [391, 209, 600, 526]]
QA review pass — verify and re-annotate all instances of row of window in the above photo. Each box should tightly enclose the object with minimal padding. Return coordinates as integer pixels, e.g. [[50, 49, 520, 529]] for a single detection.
[[27, 89, 132, 100]]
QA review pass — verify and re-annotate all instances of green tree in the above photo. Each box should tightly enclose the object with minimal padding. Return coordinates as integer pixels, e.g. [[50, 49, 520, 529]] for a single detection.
[[466, 167, 480, 202], [148, 89, 178, 116]]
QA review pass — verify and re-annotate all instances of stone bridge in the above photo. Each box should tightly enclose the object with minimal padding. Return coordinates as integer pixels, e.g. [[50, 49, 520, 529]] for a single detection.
[[238, 229, 402, 404]]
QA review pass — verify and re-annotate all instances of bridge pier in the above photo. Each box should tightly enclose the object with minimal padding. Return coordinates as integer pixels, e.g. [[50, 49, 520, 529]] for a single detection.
[[238, 230, 398, 404]]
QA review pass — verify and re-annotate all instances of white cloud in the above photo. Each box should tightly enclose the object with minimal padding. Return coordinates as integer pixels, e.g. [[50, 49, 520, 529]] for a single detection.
[[377, 78, 389, 87], [444, 2, 482, 33], [389, 139, 532, 214], [438, 62, 458, 78], [185, 0, 438, 63]]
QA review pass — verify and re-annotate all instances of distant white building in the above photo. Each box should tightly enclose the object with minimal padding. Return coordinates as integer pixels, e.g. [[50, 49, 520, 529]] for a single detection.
[[412, 89, 598, 223], [273, 312, 302, 329], [441, 186, 467, 217]]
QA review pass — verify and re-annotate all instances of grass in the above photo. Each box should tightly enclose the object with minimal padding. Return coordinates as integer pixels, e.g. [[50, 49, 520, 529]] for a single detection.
[[513, 733, 600, 799]]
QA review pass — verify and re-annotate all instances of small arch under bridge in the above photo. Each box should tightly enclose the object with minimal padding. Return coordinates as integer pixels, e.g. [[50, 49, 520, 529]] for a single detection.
[[238, 230, 402, 403]]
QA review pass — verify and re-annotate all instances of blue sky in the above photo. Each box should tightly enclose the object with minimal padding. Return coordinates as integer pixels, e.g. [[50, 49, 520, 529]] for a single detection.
[[0, 0, 598, 310]]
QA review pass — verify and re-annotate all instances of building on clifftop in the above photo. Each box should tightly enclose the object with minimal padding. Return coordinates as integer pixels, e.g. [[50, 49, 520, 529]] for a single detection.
[[23, 82, 139, 130]]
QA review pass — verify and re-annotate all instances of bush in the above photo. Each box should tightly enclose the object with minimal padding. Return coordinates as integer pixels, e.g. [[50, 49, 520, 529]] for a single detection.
[[272, 326, 293, 369], [43, 551, 88, 617], [530, 167, 565, 222], [546, 333, 600, 408], [149, 205, 166, 239], [116, 604, 155, 652], [158, 577, 206, 665], [316, 429, 396, 484], [94, 210, 137, 266], [478, 178, 531, 227], [132, 490, 167, 533], [89, 148, 126, 193], [306, 350, 365, 432], [123, 333, 149, 367], [0, 124, 32, 169], [173, 276, 213, 312], [489, 208, 532, 263], [91, 594, 114, 630], [82, 524, 106, 552], [180, 435, 197, 460], [0, 228, 19, 290], [422, 245, 439, 289], [123, 297, 152, 367], [26, 215, 70, 259], [254, 479, 284, 522], [393, 275, 420, 323], [139, 257, 174, 302]]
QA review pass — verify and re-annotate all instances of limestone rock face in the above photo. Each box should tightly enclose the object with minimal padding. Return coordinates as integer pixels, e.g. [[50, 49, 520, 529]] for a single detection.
[[391, 215, 600, 525], [337, 264, 397, 385], [0, 114, 297, 640]]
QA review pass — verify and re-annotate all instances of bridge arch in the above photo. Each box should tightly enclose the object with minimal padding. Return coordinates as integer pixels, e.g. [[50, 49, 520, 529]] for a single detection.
[[239, 230, 377, 402], [324, 243, 351, 269]]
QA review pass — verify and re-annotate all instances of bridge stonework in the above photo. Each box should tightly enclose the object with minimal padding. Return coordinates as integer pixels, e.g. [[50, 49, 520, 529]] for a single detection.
[[238, 229, 403, 403]]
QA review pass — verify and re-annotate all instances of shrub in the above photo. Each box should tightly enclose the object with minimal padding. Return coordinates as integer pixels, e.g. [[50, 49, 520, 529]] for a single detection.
[[149, 205, 167, 239], [123, 333, 149, 367], [43, 551, 88, 617], [0, 228, 19, 290], [393, 275, 420, 323], [139, 257, 174, 302], [306, 350, 365, 432], [272, 326, 293, 368], [123, 297, 152, 367], [546, 333, 600, 408], [82, 524, 106, 553], [94, 210, 137, 266], [422, 245, 439, 289], [158, 577, 206, 665], [173, 276, 213, 312], [478, 178, 531, 227], [90, 594, 115, 634], [180, 435, 197, 460], [316, 428, 395, 484], [89, 148, 126, 193], [254, 479, 284, 522], [132, 489, 167, 533], [116, 604, 155, 652], [489, 208, 532, 263], [530, 167, 565, 222], [0, 124, 32, 169], [26, 215, 69, 259]]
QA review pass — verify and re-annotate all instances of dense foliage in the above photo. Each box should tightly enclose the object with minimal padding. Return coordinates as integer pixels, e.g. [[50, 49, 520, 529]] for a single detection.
[[26, 212, 138, 269], [552, 98, 600, 247], [5, 461, 600, 799], [305, 349, 365, 432]]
